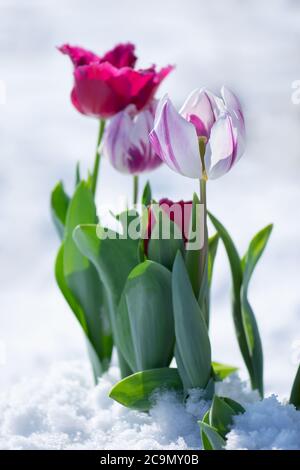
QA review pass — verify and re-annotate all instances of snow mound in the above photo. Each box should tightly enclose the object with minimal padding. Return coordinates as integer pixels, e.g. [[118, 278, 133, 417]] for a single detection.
[[226, 395, 300, 450], [0, 361, 298, 450]]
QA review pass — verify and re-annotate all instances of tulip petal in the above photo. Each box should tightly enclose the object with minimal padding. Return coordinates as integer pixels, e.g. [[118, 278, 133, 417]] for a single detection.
[[180, 88, 218, 138], [102, 107, 132, 173], [150, 96, 201, 179], [205, 114, 236, 179], [101, 43, 137, 68], [221, 86, 246, 160], [58, 44, 99, 67]]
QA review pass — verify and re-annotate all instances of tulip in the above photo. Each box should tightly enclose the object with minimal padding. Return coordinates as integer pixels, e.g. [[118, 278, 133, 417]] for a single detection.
[[59, 42, 173, 119], [149, 87, 245, 180], [102, 102, 162, 175], [145, 198, 193, 253]]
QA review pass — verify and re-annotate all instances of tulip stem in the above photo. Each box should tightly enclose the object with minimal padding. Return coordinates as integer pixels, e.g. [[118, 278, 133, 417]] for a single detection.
[[199, 178, 208, 278], [133, 175, 139, 206], [91, 119, 106, 196]]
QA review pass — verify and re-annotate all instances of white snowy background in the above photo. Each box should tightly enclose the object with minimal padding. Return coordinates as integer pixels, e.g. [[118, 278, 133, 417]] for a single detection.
[[0, 0, 300, 449]]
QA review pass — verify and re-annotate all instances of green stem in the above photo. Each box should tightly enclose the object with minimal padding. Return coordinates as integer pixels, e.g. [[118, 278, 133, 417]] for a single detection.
[[91, 119, 105, 196], [200, 178, 208, 277], [133, 174, 139, 206]]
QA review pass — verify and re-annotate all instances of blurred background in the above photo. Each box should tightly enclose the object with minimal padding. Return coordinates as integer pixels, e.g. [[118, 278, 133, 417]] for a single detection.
[[0, 0, 299, 396]]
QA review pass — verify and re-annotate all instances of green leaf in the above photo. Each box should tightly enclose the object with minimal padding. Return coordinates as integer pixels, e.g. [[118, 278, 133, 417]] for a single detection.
[[109, 368, 183, 411], [198, 421, 226, 450], [55, 243, 108, 380], [208, 233, 219, 285], [209, 395, 236, 437], [172, 252, 211, 390], [240, 225, 272, 395], [116, 260, 175, 372], [185, 193, 202, 297], [75, 162, 81, 186], [142, 180, 152, 207], [208, 212, 242, 294], [209, 396, 244, 438], [290, 365, 300, 410], [200, 410, 213, 450], [73, 222, 139, 379], [197, 233, 218, 329], [222, 397, 245, 415], [60, 181, 113, 380], [242, 224, 273, 279], [208, 213, 271, 397], [73, 224, 139, 335], [50, 181, 70, 240], [212, 362, 238, 380]]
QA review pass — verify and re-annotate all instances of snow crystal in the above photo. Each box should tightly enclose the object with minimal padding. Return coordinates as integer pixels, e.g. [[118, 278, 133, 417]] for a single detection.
[[0, 361, 299, 450]]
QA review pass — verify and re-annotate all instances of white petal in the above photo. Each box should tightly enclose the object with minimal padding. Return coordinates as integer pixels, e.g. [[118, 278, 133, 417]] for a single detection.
[[150, 96, 201, 178], [205, 114, 235, 179]]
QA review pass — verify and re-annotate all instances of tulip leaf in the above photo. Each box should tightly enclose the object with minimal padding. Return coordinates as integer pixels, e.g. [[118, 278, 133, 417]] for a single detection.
[[241, 224, 273, 394], [73, 223, 139, 378], [109, 368, 183, 411], [212, 362, 238, 380], [57, 181, 113, 381], [73, 224, 139, 332], [148, 206, 184, 271], [116, 260, 175, 372], [290, 365, 300, 410], [142, 180, 152, 207], [198, 421, 226, 450], [208, 213, 272, 397], [55, 243, 109, 381], [200, 410, 213, 450], [185, 193, 202, 297], [209, 396, 244, 438], [209, 396, 236, 438], [75, 162, 81, 186], [208, 233, 219, 285], [50, 181, 70, 240], [221, 397, 245, 415], [172, 252, 212, 390]]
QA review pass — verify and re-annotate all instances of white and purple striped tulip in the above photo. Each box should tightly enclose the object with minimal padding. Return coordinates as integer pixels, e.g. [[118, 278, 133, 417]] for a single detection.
[[102, 102, 162, 174], [149, 87, 245, 180]]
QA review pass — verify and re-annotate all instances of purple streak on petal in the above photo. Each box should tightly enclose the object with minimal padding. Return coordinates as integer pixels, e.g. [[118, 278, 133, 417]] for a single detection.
[[161, 102, 182, 173], [187, 114, 209, 138]]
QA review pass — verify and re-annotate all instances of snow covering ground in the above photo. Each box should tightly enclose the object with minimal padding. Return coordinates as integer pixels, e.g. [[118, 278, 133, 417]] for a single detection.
[[0, 0, 300, 450], [1, 359, 299, 451]]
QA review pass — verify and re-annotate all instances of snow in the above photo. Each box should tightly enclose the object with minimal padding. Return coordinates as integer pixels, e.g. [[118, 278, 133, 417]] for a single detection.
[[227, 396, 300, 450], [0, 0, 300, 450], [0, 359, 288, 451]]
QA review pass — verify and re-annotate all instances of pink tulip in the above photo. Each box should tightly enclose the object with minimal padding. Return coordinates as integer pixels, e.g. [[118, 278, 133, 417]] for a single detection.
[[59, 43, 173, 119], [149, 87, 245, 180], [102, 102, 162, 174]]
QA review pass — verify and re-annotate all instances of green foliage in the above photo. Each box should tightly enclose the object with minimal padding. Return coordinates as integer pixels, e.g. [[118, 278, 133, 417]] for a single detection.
[[55, 182, 113, 381], [172, 252, 212, 391], [109, 368, 183, 411], [290, 365, 300, 410], [199, 395, 245, 450], [209, 212, 272, 397], [116, 260, 175, 372], [50, 181, 70, 240]]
